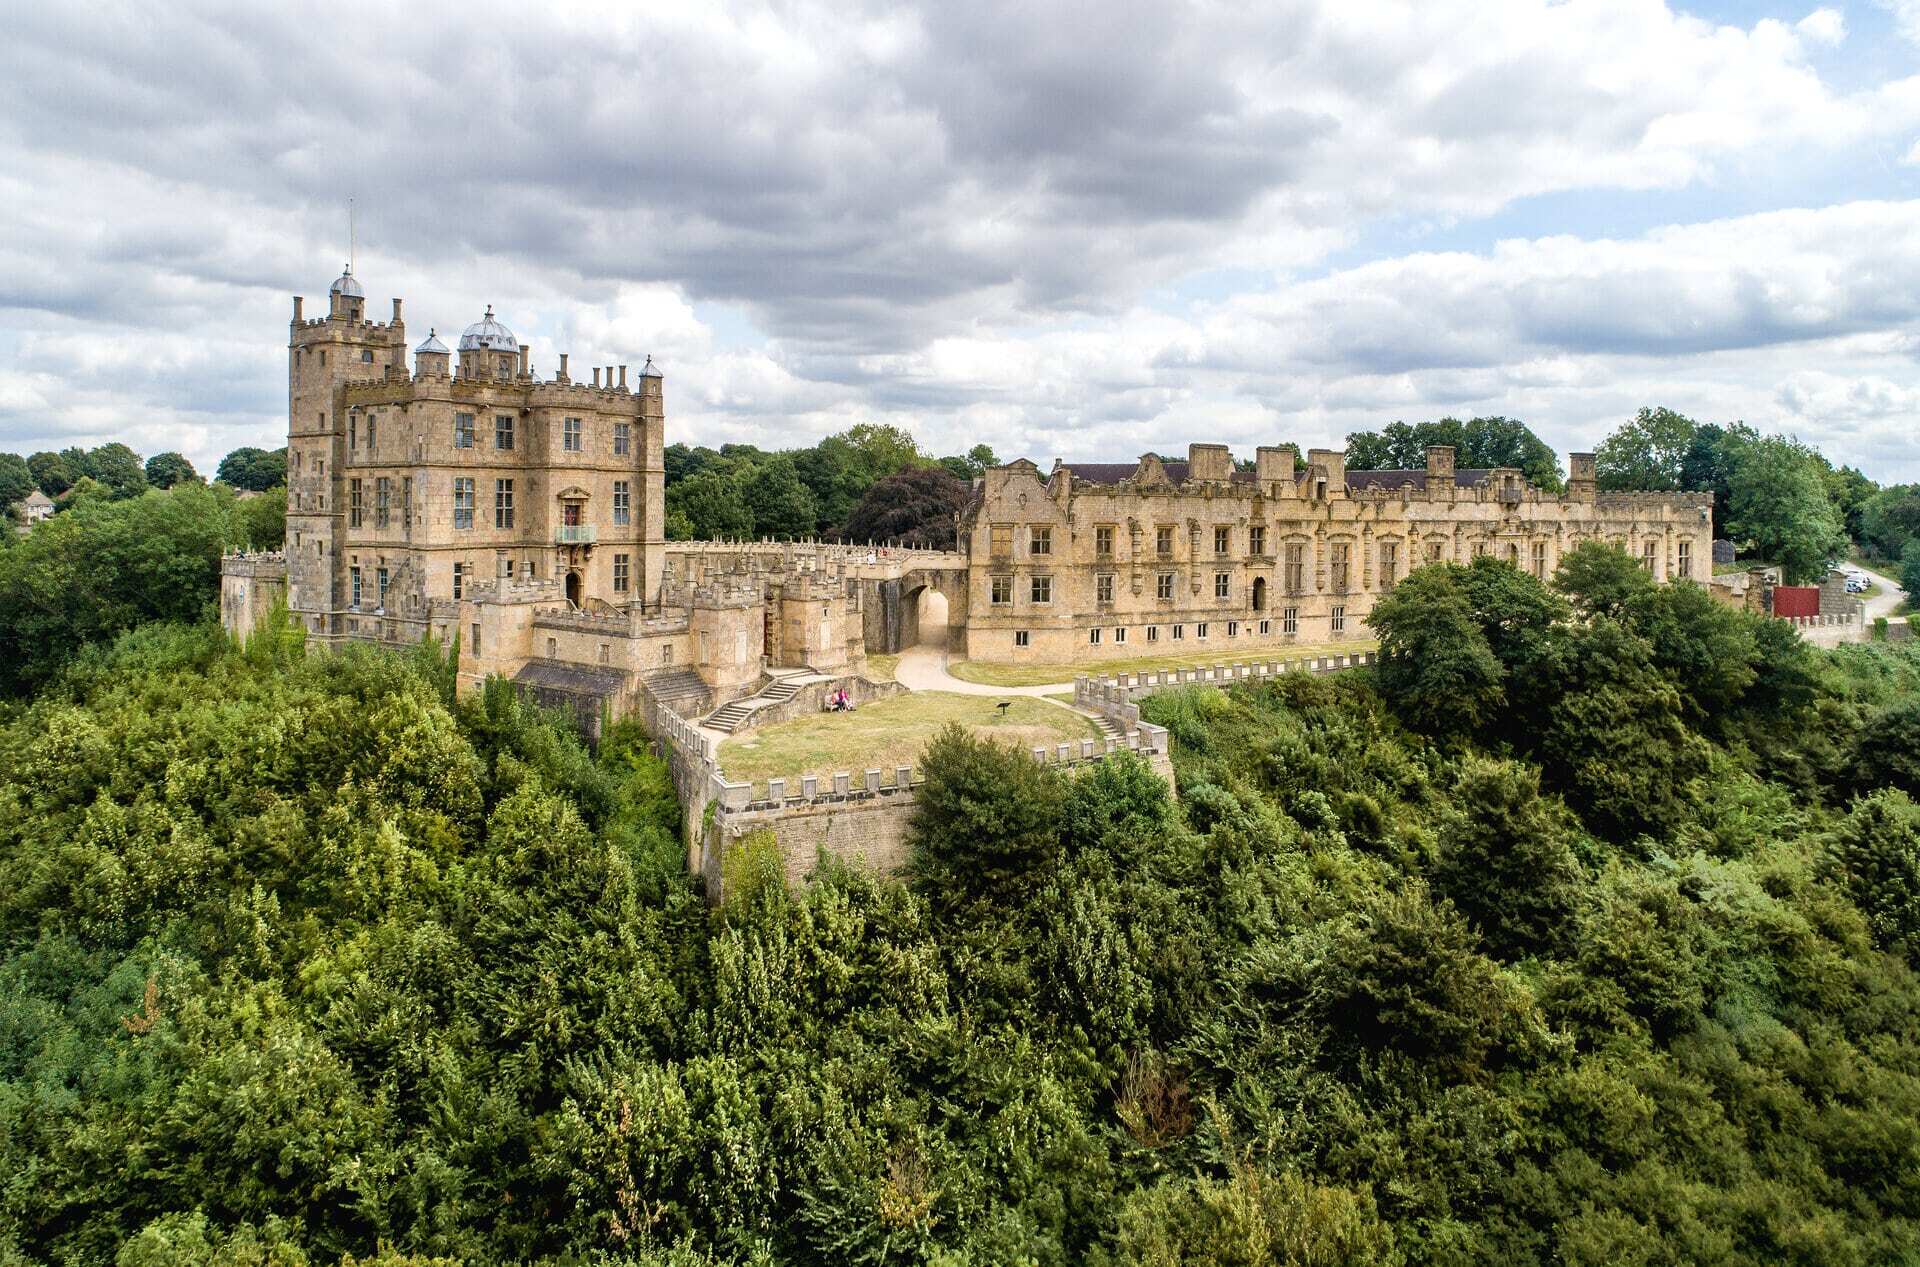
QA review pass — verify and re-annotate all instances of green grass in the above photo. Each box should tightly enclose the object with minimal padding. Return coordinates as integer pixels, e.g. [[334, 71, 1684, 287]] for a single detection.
[[719, 692, 1099, 797], [864, 653, 900, 682], [947, 638, 1377, 687]]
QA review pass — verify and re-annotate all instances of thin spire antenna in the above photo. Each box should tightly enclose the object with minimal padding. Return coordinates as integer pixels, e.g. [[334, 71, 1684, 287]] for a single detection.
[[348, 197, 355, 273]]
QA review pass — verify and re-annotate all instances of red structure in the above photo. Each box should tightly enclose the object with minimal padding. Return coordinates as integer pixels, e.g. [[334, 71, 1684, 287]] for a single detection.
[[1772, 586, 1820, 618]]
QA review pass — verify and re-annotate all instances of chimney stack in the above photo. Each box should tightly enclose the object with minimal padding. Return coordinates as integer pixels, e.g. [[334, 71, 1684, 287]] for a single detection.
[[618, 364, 628, 390], [519, 344, 529, 376], [292, 296, 304, 322], [558, 353, 569, 383], [392, 298, 403, 323], [593, 367, 602, 388]]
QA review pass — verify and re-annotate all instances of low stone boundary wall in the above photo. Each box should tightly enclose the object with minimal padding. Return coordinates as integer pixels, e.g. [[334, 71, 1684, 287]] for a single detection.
[[731, 675, 906, 733], [700, 723, 1174, 898], [1074, 651, 1379, 728]]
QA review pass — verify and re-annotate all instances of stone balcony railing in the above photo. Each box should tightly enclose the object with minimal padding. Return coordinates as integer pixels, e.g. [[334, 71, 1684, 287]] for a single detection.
[[555, 524, 597, 545]]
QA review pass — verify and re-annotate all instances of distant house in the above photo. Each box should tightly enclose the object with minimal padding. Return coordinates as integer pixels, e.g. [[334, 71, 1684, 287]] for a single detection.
[[19, 488, 52, 530]]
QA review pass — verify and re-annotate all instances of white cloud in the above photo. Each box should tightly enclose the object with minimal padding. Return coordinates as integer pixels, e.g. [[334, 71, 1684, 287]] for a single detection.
[[1, 1, 1919, 480]]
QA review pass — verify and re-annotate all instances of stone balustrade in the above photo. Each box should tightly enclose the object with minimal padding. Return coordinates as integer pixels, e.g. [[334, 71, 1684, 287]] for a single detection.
[[1074, 651, 1378, 720]]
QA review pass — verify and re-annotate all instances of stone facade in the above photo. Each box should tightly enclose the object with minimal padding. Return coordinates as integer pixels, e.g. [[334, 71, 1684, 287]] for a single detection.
[[954, 443, 1716, 664]]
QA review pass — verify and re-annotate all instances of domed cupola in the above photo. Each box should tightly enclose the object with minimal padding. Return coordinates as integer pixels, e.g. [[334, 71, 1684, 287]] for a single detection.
[[328, 264, 365, 320], [457, 306, 521, 379], [414, 328, 451, 377]]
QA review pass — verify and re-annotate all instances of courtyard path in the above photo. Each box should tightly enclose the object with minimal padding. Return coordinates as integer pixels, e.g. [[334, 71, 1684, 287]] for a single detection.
[[1852, 562, 1907, 621], [894, 645, 1075, 696]]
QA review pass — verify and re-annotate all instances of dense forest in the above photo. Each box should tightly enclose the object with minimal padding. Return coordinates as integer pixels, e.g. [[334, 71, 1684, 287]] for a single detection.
[[1, 532, 1918, 1263]]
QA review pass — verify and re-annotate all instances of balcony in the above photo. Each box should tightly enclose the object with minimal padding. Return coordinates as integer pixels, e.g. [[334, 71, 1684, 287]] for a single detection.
[[555, 524, 598, 545]]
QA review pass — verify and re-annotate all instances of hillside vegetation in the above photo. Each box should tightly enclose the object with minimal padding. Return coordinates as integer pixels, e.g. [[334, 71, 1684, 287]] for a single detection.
[[0, 546, 1917, 1263]]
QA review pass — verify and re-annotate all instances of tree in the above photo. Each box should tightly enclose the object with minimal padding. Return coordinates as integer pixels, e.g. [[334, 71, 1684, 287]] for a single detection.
[[0, 452, 33, 513], [1854, 697, 1920, 799], [1344, 417, 1561, 489], [216, 446, 288, 491], [1902, 539, 1920, 604], [1433, 757, 1586, 960], [908, 722, 1064, 911], [1627, 579, 1760, 724], [27, 450, 74, 496], [1822, 790, 1920, 963], [663, 441, 726, 485], [1825, 463, 1878, 546], [1553, 540, 1655, 621], [841, 467, 970, 548], [1725, 435, 1847, 583], [1535, 618, 1709, 840], [1678, 421, 1756, 539], [839, 422, 929, 478], [791, 437, 870, 534], [741, 455, 819, 539], [1454, 554, 1569, 676], [1595, 407, 1698, 491], [235, 486, 287, 549], [1861, 485, 1920, 560], [86, 442, 148, 499], [665, 469, 753, 540], [144, 451, 199, 489], [1364, 565, 1505, 739]]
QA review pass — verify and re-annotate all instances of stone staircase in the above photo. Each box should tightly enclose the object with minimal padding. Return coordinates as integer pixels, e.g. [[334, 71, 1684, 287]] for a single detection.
[[703, 672, 810, 734], [642, 667, 712, 720], [1087, 709, 1124, 742]]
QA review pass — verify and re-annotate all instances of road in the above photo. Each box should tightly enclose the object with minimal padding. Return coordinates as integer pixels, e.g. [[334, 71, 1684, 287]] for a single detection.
[[1846, 561, 1907, 622]]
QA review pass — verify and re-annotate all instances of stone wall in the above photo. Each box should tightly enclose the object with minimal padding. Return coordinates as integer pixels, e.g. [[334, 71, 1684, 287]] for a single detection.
[[699, 723, 1174, 902], [1075, 650, 1380, 725]]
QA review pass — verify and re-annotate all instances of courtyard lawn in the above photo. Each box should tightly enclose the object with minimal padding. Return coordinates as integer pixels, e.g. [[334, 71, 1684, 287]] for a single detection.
[[947, 638, 1378, 687], [719, 691, 1099, 797], [863, 653, 900, 682]]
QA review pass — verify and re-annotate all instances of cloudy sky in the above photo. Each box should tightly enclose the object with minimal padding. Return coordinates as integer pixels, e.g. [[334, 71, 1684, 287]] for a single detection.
[[2, 0, 1918, 481]]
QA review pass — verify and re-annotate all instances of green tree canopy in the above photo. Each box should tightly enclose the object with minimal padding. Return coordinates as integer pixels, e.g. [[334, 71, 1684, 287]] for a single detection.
[[1364, 564, 1505, 738], [1345, 417, 1563, 489], [665, 468, 754, 540], [0, 452, 33, 513], [27, 449, 74, 496], [741, 454, 820, 539], [216, 445, 288, 491], [143, 450, 199, 489], [1595, 406, 1698, 491], [1726, 435, 1847, 583]]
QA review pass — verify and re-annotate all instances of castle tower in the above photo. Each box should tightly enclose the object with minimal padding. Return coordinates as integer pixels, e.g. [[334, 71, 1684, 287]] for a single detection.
[[285, 268, 406, 629]]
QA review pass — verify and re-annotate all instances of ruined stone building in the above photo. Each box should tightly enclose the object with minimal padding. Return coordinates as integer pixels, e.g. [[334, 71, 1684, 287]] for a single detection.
[[951, 443, 1715, 663]]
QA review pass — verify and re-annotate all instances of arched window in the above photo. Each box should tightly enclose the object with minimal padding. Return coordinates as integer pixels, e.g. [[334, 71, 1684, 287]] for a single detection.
[[1251, 576, 1268, 611]]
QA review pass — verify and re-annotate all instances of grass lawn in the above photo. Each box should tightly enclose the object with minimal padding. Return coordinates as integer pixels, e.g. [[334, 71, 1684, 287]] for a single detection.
[[719, 692, 1099, 796], [947, 638, 1378, 687], [864, 653, 900, 682], [1715, 559, 1774, 576]]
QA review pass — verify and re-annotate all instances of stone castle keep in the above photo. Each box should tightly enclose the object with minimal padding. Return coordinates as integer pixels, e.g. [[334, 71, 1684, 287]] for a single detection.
[[222, 266, 1717, 721]]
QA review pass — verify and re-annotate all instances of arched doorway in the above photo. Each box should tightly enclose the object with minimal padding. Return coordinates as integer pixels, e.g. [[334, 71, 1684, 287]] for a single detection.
[[914, 586, 950, 648], [565, 570, 582, 607], [1251, 577, 1267, 611]]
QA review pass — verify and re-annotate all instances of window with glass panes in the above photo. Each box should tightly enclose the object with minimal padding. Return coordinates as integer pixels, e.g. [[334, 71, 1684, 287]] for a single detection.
[[453, 563, 465, 599], [613, 553, 630, 593], [495, 415, 514, 449], [350, 566, 362, 607], [1677, 540, 1692, 578], [991, 575, 1012, 604], [1214, 526, 1230, 555], [1285, 543, 1305, 591], [454, 413, 474, 448], [1331, 543, 1351, 590], [348, 479, 364, 527], [613, 481, 631, 526], [613, 421, 630, 456], [1030, 525, 1052, 555], [563, 417, 582, 451], [494, 479, 515, 529], [1031, 575, 1052, 603], [1096, 573, 1114, 603], [1283, 606, 1298, 634], [1014, 630, 1030, 647], [1157, 572, 1174, 600], [1249, 525, 1266, 554], [1156, 525, 1174, 556], [374, 477, 391, 528], [1095, 525, 1114, 556], [1642, 539, 1658, 571], [1380, 540, 1398, 587], [1532, 541, 1548, 577], [453, 479, 474, 530], [1214, 572, 1230, 599], [1332, 604, 1346, 633]]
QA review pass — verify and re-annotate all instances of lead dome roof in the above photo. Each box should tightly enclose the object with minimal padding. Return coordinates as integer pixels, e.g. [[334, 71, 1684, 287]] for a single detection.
[[458, 306, 517, 352], [329, 266, 364, 298]]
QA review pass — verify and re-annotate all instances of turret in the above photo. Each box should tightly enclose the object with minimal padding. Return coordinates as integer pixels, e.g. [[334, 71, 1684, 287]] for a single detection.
[[457, 306, 519, 381], [414, 329, 450, 377]]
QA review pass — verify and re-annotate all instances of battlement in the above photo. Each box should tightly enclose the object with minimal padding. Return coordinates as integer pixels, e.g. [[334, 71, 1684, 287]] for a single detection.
[[1075, 652, 1379, 727], [220, 550, 288, 578], [1596, 491, 1716, 509], [468, 578, 564, 605]]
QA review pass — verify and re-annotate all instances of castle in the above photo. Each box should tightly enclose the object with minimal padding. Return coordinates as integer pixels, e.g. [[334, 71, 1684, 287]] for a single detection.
[[221, 266, 1717, 723]]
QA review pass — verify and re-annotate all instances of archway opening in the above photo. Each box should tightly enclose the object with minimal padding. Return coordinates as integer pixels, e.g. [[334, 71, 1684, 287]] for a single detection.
[[914, 586, 950, 648], [1251, 576, 1268, 611], [565, 570, 582, 608]]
